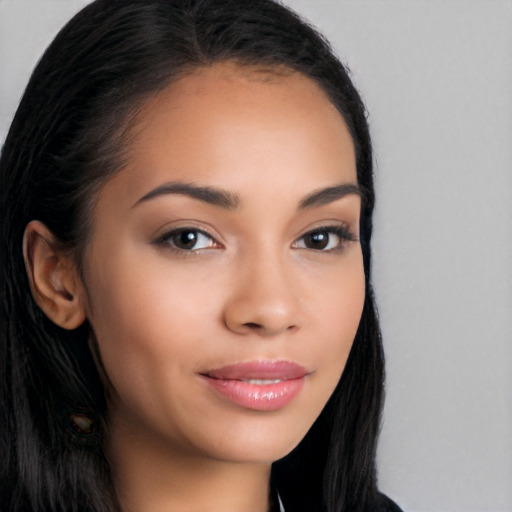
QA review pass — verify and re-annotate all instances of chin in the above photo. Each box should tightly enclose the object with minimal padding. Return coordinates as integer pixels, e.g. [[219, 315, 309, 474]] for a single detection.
[[188, 415, 312, 465]]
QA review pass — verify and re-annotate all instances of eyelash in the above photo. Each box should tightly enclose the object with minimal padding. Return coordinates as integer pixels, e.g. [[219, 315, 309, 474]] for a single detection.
[[153, 224, 357, 254], [153, 228, 221, 253], [292, 225, 357, 253]]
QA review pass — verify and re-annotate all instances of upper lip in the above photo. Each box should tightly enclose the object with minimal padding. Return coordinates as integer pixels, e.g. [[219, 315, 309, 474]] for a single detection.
[[202, 360, 309, 381]]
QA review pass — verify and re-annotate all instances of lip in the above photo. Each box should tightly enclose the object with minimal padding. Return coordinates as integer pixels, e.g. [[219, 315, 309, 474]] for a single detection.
[[200, 360, 309, 411]]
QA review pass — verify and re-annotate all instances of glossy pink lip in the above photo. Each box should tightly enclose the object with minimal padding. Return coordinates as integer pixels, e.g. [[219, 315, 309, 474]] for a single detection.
[[200, 360, 308, 412]]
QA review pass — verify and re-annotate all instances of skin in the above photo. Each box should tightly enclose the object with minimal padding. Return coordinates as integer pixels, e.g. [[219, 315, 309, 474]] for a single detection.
[[25, 62, 365, 512]]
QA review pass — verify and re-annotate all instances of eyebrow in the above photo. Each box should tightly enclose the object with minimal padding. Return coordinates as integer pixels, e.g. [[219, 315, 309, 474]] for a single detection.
[[132, 180, 361, 211], [132, 181, 241, 210], [298, 183, 362, 209]]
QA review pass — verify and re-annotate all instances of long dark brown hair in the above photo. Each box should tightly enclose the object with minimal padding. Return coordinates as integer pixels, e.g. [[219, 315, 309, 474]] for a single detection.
[[0, 1, 389, 511]]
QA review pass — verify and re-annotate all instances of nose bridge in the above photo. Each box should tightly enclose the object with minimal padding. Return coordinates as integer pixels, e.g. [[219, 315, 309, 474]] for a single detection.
[[223, 242, 301, 336]]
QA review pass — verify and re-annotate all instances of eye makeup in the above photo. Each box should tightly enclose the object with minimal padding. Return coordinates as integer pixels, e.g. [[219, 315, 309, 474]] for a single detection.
[[152, 227, 222, 253], [293, 224, 357, 253], [151, 221, 357, 257]]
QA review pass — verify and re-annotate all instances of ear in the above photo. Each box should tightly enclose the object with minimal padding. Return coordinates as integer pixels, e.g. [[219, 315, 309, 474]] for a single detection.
[[23, 220, 86, 330]]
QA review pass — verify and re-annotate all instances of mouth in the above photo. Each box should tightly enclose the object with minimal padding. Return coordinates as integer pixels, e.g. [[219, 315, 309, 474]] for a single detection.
[[200, 360, 309, 411]]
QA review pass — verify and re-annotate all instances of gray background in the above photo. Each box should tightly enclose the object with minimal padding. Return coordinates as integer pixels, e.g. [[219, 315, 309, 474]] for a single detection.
[[1, 1, 511, 511]]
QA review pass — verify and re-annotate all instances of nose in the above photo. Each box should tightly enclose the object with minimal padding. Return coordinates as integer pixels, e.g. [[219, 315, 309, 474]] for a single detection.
[[222, 252, 302, 337]]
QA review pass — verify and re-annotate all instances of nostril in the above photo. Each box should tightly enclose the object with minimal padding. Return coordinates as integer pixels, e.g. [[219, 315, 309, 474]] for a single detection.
[[244, 322, 263, 330]]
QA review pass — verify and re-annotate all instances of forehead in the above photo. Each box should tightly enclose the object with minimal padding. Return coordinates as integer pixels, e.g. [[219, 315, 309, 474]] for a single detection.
[[110, 61, 357, 203]]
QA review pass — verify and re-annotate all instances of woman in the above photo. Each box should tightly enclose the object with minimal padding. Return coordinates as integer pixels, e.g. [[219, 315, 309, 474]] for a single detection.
[[0, 1, 403, 511]]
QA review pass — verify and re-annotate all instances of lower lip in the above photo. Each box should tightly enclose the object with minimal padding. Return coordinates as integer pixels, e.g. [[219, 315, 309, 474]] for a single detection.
[[201, 376, 305, 411]]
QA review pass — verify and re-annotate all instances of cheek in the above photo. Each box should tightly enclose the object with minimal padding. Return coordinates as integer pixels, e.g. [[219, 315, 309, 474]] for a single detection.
[[314, 252, 366, 374], [84, 262, 175, 380], [83, 250, 226, 392], [83, 270, 204, 437]]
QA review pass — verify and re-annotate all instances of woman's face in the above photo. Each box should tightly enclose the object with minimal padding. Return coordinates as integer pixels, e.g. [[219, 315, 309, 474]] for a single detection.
[[80, 62, 365, 464]]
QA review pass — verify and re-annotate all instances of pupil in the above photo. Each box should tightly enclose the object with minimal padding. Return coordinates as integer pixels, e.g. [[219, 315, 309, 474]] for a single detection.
[[176, 230, 197, 249], [308, 231, 328, 249]]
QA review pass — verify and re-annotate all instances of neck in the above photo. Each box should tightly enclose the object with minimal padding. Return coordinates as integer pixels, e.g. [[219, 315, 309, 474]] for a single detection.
[[107, 418, 272, 512]]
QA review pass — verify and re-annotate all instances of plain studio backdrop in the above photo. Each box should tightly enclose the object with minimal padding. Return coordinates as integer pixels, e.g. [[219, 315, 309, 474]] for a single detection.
[[1, 1, 511, 511]]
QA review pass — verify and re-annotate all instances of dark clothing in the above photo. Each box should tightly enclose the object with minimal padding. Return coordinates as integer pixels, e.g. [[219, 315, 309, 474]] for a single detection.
[[376, 492, 405, 512], [276, 491, 404, 512]]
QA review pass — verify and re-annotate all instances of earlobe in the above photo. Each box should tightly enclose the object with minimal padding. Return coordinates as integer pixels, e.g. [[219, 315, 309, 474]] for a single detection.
[[23, 220, 86, 330]]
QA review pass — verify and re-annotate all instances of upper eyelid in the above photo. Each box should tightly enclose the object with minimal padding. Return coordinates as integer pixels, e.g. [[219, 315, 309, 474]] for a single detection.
[[153, 223, 219, 242], [152, 222, 357, 247], [296, 223, 356, 239], [153, 226, 221, 249], [292, 224, 357, 250]]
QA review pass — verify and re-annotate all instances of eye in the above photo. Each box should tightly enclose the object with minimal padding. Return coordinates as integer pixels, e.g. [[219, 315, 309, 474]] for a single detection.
[[154, 228, 219, 251], [293, 225, 356, 252]]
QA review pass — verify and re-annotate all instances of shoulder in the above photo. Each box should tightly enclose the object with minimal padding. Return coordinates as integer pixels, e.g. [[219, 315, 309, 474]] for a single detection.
[[372, 492, 405, 512]]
